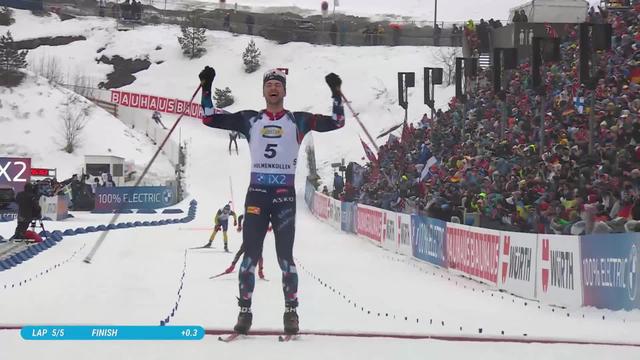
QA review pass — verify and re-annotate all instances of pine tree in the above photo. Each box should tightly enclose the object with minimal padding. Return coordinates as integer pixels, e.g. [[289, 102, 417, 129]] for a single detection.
[[214, 87, 234, 108], [0, 31, 28, 72], [242, 39, 261, 73], [0, 6, 14, 26], [177, 15, 207, 59]]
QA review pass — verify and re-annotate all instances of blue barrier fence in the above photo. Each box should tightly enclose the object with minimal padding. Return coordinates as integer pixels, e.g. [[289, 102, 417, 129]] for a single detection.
[[0, 200, 198, 272]]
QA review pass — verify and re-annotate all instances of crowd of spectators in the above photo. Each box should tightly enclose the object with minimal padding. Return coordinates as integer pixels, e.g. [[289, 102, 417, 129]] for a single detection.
[[34, 173, 117, 211], [335, 4, 640, 235], [114, 0, 143, 21]]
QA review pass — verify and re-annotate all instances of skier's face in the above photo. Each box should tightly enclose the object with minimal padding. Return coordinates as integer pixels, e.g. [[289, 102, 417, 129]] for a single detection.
[[263, 80, 286, 106]]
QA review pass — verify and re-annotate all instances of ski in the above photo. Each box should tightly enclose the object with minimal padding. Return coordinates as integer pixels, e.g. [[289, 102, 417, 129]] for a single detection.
[[209, 271, 232, 279], [278, 334, 299, 342], [189, 245, 214, 250], [218, 333, 242, 342]]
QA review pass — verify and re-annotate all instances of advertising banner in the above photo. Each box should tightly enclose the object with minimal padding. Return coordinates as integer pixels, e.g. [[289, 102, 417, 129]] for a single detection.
[[498, 231, 538, 300], [39, 195, 69, 221], [397, 213, 412, 256], [341, 202, 357, 233], [313, 193, 330, 219], [411, 215, 447, 267], [536, 234, 583, 307], [0, 157, 31, 193], [94, 186, 176, 211], [328, 198, 342, 230], [382, 210, 398, 252], [111, 90, 205, 119], [304, 181, 315, 210], [356, 204, 384, 244], [581, 233, 640, 310], [446, 223, 500, 285]]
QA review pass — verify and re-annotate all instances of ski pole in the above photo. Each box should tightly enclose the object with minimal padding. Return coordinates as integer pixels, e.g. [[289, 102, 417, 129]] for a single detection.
[[341, 93, 394, 184], [83, 84, 202, 264], [229, 176, 235, 213], [341, 93, 379, 151]]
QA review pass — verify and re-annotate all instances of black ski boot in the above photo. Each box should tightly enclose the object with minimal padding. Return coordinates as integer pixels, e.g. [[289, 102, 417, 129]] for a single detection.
[[283, 307, 299, 335], [224, 243, 229, 252], [233, 307, 252, 334], [203, 241, 212, 248]]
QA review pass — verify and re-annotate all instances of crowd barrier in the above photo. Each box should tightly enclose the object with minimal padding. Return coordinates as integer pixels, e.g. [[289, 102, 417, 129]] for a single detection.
[[0, 200, 198, 272], [304, 181, 640, 311]]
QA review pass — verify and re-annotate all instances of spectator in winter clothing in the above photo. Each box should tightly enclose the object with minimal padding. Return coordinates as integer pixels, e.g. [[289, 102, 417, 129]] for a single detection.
[[229, 131, 239, 154], [333, 172, 344, 198], [433, 24, 442, 46], [520, 10, 528, 22]]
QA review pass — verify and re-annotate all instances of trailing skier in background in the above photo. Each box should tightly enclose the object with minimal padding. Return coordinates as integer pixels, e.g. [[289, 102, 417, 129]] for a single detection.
[[229, 131, 239, 155], [199, 65, 345, 336], [152, 110, 168, 130], [203, 203, 237, 252]]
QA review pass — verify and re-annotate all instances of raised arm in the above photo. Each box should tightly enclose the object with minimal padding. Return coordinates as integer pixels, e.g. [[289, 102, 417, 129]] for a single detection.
[[199, 66, 256, 137], [294, 73, 345, 136]]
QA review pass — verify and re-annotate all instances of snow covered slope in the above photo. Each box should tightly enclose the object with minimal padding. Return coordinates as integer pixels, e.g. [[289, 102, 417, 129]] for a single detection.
[[2, 9, 457, 181], [0, 74, 173, 181]]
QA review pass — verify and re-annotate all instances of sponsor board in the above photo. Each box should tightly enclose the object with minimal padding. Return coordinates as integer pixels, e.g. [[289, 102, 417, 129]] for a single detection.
[[304, 181, 315, 210], [412, 215, 447, 267], [39, 195, 69, 221], [328, 198, 342, 230], [341, 202, 357, 233], [382, 210, 398, 252], [536, 234, 583, 307], [356, 204, 383, 244], [446, 223, 500, 285], [313, 193, 330, 219], [94, 186, 176, 211], [397, 213, 412, 256], [110, 90, 227, 119], [0, 157, 31, 193], [581, 233, 640, 310], [498, 231, 538, 299]]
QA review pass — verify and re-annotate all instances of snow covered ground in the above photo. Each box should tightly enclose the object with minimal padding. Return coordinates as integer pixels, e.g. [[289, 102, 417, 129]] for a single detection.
[[1, 9, 639, 360], [0, 74, 174, 181]]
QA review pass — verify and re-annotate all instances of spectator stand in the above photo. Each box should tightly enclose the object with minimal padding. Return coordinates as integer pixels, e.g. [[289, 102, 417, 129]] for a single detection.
[[349, 3, 640, 236]]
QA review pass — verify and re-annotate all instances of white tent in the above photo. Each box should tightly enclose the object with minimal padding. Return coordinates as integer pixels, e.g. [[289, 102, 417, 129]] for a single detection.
[[510, 0, 588, 23]]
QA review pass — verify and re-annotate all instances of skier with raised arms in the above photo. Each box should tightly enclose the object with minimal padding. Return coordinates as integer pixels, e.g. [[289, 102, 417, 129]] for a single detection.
[[198, 66, 345, 336]]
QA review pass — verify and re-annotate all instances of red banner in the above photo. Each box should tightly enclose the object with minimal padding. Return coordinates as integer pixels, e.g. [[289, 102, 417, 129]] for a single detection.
[[356, 205, 383, 243], [313, 193, 330, 219], [446, 224, 500, 285], [110, 90, 205, 119]]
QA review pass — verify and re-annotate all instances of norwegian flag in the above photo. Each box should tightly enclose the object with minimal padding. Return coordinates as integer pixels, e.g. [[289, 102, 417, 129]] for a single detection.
[[544, 23, 558, 38], [360, 138, 378, 163]]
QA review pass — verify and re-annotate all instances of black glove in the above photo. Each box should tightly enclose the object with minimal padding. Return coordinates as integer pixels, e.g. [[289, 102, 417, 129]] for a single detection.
[[325, 73, 342, 98], [199, 66, 216, 92]]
